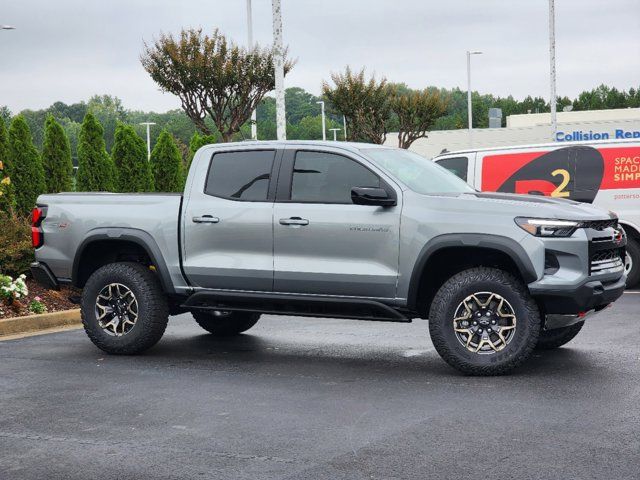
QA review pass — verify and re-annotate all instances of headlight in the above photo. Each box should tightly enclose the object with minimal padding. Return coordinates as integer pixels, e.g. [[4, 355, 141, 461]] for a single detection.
[[515, 217, 579, 237]]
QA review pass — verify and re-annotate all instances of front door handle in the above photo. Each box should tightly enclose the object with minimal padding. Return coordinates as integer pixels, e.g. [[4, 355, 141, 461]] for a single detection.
[[279, 217, 309, 226], [192, 215, 220, 224]]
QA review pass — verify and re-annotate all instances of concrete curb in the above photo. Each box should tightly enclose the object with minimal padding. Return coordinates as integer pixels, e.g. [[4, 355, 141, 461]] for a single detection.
[[0, 309, 81, 337]]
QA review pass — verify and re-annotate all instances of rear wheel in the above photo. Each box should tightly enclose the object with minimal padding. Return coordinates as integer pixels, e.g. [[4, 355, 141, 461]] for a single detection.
[[625, 237, 640, 288], [536, 321, 584, 350], [192, 310, 260, 336], [81, 262, 168, 354], [428, 267, 541, 376]]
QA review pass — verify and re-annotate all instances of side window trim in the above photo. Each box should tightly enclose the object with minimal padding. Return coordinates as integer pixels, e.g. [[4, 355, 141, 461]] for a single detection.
[[203, 148, 281, 203], [275, 148, 388, 205]]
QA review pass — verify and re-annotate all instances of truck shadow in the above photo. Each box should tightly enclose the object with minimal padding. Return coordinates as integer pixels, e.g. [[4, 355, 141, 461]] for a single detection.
[[147, 331, 604, 384]]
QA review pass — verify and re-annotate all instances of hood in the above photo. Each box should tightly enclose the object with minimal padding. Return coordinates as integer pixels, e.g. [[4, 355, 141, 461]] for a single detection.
[[455, 191, 613, 221]]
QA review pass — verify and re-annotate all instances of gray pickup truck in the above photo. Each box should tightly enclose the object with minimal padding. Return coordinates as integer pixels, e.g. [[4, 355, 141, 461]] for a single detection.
[[31, 141, 627, 375]]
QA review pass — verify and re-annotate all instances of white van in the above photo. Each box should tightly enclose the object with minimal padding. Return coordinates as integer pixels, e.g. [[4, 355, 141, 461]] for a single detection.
[[433, 139, 640, 287]]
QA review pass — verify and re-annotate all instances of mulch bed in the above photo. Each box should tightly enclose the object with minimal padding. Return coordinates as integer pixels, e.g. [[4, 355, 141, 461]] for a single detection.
[[0, 279, 81, 319]]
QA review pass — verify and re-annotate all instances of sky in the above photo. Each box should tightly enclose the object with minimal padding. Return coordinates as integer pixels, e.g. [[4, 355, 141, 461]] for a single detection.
[[1, 0, 639, 113]]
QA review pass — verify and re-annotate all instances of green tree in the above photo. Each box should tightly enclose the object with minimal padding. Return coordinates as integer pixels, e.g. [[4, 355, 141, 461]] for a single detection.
[[392, 89, 447, 149], [42, 115, 74, 193], [187, 131, 219, 168], [141, 28, 294, 141], [7, 115, 46, 215], [151, 130, 184, 192], [0, 117, 16, 214], [76, 112, 115, 192], [111, 123, 154, 192], [322, 67, 392, 144]]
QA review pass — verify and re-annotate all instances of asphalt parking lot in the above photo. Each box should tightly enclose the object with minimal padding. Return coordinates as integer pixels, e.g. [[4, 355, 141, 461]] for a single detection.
[[1, 292, 639, 480]]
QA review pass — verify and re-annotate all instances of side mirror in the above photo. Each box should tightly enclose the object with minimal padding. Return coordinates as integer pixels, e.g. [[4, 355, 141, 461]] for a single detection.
[[351, 187, 397, 207]]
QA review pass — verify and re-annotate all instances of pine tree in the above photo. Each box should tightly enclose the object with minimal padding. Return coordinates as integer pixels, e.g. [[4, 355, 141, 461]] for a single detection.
[[0, 117, 16, 214], [76, 112, 115, 192], [42, 115, 74, 193], [7, 115, 46, 215], [112, 123, 154, 192], [151, 130, 184, 192]]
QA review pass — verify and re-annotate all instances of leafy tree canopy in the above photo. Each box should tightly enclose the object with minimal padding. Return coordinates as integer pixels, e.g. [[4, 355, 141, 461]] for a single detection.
[[141, 28, 294, 142]]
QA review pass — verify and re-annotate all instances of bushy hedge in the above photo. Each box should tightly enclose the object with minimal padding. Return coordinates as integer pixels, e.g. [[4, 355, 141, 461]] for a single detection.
[[112, 123, 154, 192], [76, 112, 115, 192], [0, 213, 33, 277], [42, 115, 74, 193]]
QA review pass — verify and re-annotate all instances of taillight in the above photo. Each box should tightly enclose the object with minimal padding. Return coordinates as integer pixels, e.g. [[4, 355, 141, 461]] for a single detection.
[[31, 207, 45, 248]]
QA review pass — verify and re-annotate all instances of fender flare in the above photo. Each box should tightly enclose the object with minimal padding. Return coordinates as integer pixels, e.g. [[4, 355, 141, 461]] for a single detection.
[[72, 228, 175, 293], [407, 233, 538, 310]]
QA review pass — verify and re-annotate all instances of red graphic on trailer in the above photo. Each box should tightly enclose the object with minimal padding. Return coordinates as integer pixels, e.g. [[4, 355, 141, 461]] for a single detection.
[[481, 146, 640, 203]]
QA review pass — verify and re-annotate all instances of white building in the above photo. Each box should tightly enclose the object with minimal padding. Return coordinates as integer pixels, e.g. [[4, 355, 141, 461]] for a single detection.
[[387, 108, 640, 158]]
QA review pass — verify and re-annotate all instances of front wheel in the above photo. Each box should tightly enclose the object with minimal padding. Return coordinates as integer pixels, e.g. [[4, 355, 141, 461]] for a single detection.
[[192, 310, 260, 336], [428, 267, 541, 376], [536, 321, 584, 350], [625, 237, 640, 288]]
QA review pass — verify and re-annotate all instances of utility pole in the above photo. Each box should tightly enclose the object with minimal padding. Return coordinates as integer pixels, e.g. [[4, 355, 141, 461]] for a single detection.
[[247, 0, 257, 140], [549, 0, 558, 140], [272, 0, 286, 140], [466, 50, 482, 147], [316, 101, 326, 141], [139, 122, 156, 161]]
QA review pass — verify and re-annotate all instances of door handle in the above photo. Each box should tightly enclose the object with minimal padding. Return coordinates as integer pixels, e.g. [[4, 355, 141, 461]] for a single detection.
[[279, 217, 309, 226], [192, 215, 220, 224]]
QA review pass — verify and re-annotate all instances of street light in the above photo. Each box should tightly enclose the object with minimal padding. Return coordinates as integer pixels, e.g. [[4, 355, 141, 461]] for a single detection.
[[1, 25, 16, 30], [246, 0, 257, 141], [549, 0, 557, 140], [466, 50, 483, 147], [316, 101, 326, 141], [329, 128, 340, 141], [139, 122, 156, 161], [343, 115, 347, 141]]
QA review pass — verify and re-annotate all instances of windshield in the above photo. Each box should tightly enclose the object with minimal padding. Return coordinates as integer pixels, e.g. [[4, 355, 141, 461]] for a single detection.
[[362, 148, 475, 194]]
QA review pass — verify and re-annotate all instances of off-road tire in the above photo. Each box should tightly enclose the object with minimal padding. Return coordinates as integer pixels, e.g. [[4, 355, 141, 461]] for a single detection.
[[536, 321, 584, 350], [428, 267, 541, 376], [625, 237, 640, 288], [192, 311, 260, 336], [81, 262, 168, 354]]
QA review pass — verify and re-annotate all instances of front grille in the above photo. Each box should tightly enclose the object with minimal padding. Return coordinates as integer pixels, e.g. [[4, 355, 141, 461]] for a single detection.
[[590, 248, 624, 274], [580, 219, 618, 231]]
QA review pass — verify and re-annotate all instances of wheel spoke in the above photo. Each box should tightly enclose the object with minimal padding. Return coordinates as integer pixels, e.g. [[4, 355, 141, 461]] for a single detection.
[[94, 283, 139, 337]]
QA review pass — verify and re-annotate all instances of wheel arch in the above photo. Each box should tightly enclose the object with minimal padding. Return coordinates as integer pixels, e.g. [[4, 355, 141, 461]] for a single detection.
[[407, 234, 538, 315], [72, 228, 174, 293]]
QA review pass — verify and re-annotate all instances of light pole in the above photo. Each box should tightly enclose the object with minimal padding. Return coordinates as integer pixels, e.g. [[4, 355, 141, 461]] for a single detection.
[[139, 122, 156, 161], [343, 115, 347, 141], [316, 101, 326, 141], [549, 0, 557, 140], [466, 50, 482, 147], [1, 25, 16, 30], [272, 0, 286, 140], [329, 128, 340, 141], [246, 0, 257, 141]]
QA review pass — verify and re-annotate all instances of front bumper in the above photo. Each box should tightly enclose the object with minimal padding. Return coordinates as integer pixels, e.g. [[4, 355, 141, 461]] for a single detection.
[[530, 274, 626, 315], [30, 262, 60, 290]]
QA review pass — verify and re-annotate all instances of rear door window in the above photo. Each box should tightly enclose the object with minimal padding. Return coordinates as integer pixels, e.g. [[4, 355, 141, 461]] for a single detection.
[[205, 150, 275, 201]]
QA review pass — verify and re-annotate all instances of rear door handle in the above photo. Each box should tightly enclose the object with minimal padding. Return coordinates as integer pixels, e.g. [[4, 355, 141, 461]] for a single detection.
[[279, 217, 309, 226], [192, 215, 220, 224]]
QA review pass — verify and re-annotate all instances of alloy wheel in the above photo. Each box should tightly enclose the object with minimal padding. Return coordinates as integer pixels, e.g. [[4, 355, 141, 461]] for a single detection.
[[452, 292, 517, 354], [95, 283, 139, 337]]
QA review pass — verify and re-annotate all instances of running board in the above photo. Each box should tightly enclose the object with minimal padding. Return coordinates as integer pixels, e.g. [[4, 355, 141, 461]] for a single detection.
[[181, 290, 411, 322]]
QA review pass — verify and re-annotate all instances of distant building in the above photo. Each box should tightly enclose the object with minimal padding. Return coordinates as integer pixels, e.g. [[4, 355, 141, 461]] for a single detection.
[[387, 107, 640, 158]]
